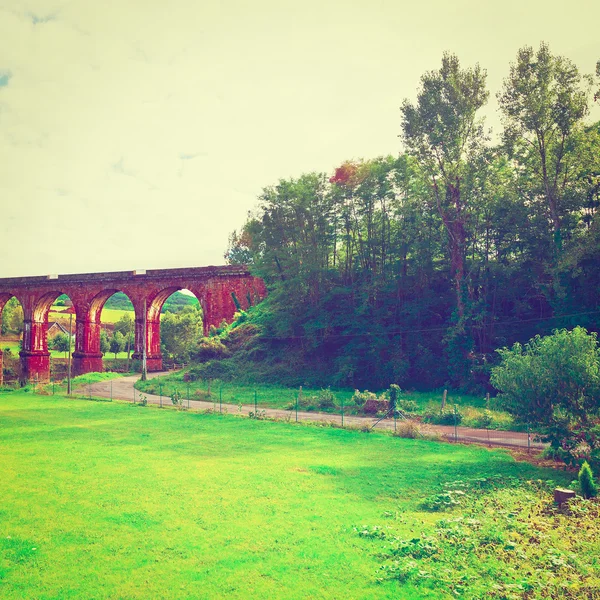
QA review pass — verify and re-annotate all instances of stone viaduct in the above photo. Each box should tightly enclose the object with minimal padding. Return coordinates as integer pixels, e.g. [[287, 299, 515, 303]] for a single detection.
[[0, 266, 266, 383]]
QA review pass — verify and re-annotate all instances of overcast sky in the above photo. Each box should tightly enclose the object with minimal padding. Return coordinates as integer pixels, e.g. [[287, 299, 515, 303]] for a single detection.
[[1, 0, 598, 278]]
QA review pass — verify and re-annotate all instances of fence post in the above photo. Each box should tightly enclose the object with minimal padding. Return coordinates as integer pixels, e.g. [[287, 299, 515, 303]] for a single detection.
[[219, 386, 222, 414], [441, 389, 447, 410], [159, 382, 162, 408], [454, 404, 458, 442], [110, 379, 113, 402], [527, 423, 531, 453], [296, 386, 301, 423], [254, 390, 257, 414], [341, 394, 344, 427], [133, 384, 135, 404]]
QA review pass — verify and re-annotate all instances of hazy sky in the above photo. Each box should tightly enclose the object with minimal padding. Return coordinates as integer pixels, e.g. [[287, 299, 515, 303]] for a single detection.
[[1, 0, 598, 278]]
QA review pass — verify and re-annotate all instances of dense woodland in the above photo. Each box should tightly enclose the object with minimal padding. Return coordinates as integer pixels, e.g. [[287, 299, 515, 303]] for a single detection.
[[223, 44, 600, 392]]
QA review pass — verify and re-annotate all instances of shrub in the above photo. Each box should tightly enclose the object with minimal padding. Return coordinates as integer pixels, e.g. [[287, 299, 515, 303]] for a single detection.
[[388, 383, 401, 412], [578, 461, 597, 499], [192, 337, 230, 363], [422, 407, 462, 426], [317, 388, 336, 410], [396, 399, 418, 413], [393, 420, 421, 439]]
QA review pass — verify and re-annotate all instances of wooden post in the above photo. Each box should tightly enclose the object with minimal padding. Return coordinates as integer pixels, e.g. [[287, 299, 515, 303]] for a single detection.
[[296, 386, 301, 422], [441, 389, 447, 410]]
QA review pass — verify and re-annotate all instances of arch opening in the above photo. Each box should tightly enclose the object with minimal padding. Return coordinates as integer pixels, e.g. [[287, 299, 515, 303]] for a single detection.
[[75, 290, 136, 375], [146, 288, 203, 369], [16, 291, 76, 384], [0, 294, 24, 385]]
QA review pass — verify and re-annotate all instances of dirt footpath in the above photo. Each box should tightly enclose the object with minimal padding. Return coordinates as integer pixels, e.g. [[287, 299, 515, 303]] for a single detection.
[[85, 373, 544, 450]]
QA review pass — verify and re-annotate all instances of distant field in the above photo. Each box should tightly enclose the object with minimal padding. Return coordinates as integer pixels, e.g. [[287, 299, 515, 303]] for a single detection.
[[0, 391, 581, 599], [48, 305, 133, 324], [1, 340, 131, 360]]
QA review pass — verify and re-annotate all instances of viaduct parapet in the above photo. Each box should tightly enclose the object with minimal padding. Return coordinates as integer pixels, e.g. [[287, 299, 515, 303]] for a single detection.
[[0, 266, 266, 382]]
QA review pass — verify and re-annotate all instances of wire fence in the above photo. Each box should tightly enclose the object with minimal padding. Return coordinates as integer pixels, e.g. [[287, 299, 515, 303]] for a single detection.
[[0, 374, 545, 452]]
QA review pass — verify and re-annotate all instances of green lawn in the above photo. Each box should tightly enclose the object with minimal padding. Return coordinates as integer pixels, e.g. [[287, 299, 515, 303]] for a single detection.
[[0, 391, 586, 599]]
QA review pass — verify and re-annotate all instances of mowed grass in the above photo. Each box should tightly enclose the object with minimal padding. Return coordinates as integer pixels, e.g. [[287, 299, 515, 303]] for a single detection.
[[0, 392, 568, 599]]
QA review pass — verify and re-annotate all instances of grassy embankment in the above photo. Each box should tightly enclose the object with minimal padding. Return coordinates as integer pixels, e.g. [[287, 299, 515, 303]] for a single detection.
[[136, 370, 514, 430], [1, 390, 596, 598]]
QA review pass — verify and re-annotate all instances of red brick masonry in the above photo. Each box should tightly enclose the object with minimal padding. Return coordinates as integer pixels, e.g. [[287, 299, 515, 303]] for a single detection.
[[0, 266, 266, 382]]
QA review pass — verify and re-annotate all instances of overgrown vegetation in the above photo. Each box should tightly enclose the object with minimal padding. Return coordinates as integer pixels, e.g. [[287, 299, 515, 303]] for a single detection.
[[359, 477, 600, 598], [221, 43, 599, 392], [492, 327, 600, 467]]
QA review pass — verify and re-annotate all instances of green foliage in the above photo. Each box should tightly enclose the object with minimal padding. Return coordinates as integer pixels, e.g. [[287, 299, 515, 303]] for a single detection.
[[191, 337, 230, 363], [578, 461, 597, 499], [109, 331, 125, 358], [170, 389, 182, 406], [49, 333, 70, 355], [161, 306, 202, 361], [422, 406, 463, 426], [103, 292, 134, 311], [491, 327, 600, 462], [364, 478, 600, 598], [99, 330, 110, 355], [113, 313, 133, 337], [1, 297, 23, 335], [388, 383, 400, 413], [218, 42, 599, 394]]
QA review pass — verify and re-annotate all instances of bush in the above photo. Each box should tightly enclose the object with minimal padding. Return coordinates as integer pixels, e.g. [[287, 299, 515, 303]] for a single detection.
[[422, 407, 462, 426], [393, 420, 421, 439], [578, 461, 598, 499], [396, 399, 418, 413], [192, 338, 230, 363], [491, 327, 600, 462], [317, 388, 336, 410]]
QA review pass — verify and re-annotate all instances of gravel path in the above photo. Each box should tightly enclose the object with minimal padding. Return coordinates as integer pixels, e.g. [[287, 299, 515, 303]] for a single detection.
[[85, 373, 545, 450]]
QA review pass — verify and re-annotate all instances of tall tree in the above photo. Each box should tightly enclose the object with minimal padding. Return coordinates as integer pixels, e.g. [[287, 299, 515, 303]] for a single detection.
[[498, 42, 591, 249], [401, 53, 489, 321]]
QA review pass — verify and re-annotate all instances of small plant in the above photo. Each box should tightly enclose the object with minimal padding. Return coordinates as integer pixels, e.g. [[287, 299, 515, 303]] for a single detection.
[[578, 461, 597, 499], [393, 420, 421, 439], [138, 393, 148, 406], [248, 409, 267, 420], [419, 490, 466, 511], [170, 389, 182, 406], [388, 384, 401, 414], [317, 387, 336, 410]]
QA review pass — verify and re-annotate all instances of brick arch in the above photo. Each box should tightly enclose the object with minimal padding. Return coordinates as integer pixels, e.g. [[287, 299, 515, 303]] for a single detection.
[[17, 290, 75, 383], [141, 287, 203, 369], [0, 293, 25, 386], [71, 289, 137, 375], [0, 266, 266, 381]]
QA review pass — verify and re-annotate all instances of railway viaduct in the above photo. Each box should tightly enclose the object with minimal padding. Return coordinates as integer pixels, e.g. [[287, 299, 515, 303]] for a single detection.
[[0, 266, 266, 383]]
